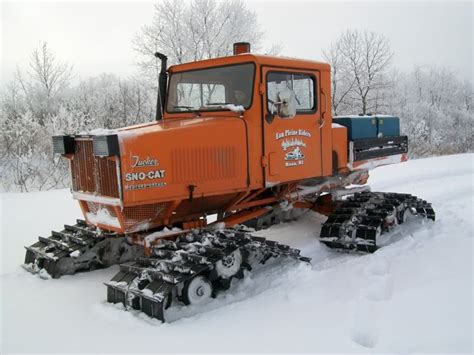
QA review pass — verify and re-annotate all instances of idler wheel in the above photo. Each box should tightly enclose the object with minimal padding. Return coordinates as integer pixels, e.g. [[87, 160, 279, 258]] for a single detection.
[[215, 250, 242, 279]]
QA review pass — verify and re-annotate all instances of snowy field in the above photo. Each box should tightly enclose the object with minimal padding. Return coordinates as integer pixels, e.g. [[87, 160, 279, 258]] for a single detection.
[[1, 154, 473, 353]]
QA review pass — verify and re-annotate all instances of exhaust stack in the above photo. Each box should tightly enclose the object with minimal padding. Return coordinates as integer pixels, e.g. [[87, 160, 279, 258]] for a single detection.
[[155, 52, 168, 121]]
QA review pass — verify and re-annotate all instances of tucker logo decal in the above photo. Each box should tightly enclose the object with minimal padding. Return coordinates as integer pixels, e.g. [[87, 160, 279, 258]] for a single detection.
[[275, 129, 311, 167], [131, 155, 158, 168], [124, 155, 167, 191]]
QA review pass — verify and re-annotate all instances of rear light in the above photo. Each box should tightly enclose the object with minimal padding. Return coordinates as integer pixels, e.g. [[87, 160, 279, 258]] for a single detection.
[[93, 135, 120, 157], [52, 135, 75, 155]]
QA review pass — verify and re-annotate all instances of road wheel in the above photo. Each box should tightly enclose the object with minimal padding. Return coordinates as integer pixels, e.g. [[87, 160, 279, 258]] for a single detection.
[[182, 276, 213, 305], [399, 207, 415, 224]]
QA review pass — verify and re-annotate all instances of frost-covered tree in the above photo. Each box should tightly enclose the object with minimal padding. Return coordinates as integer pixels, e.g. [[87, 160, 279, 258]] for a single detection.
[[28, 42, 74, 99], [72, 74, 155, 130], [15, 42, 74, 124], [323, 41, 355, 116], [386, 66, 473, 157], [325, 30, 393, 115], [133, 0, 263, 79], [0, 44, 155, 191]]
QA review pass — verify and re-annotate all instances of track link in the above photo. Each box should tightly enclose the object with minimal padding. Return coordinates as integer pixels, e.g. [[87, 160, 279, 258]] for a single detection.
[[105, 228, 310, 322], [23, 219, 142, 278], [320, 191, 435, 253]]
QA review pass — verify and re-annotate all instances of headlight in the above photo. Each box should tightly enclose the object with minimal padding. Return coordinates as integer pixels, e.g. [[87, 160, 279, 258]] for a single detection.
[[93, 135, 120, 157], [52, 135, 75, 155]]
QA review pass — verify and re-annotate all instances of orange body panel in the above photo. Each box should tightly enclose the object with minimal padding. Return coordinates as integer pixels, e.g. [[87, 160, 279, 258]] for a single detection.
[[331, 125, 349, 173], [118, 116, 248, 205]]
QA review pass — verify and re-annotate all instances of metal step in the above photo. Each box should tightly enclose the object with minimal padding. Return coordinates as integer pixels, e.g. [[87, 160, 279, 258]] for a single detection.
[[23, 220, 117, 278]]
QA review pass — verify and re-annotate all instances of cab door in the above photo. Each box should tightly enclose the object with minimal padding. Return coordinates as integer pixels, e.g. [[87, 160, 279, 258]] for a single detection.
[[262, 67, 322, 186]]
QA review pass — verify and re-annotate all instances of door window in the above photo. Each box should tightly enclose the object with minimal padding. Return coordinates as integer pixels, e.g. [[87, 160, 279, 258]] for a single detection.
[[267, 72, 316, 113]]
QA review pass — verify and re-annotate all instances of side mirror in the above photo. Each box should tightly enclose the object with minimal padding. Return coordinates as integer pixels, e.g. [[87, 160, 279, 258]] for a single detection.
[[268, 89, 297, 121]]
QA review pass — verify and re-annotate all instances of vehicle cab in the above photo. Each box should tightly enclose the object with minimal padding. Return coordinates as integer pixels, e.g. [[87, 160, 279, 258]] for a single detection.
[[163, 45, 334, 189]]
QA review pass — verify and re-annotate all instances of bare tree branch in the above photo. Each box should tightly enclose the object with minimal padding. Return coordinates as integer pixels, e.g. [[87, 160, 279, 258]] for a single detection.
[[327, 30, 393, 115], [132, 0, 264, 80]]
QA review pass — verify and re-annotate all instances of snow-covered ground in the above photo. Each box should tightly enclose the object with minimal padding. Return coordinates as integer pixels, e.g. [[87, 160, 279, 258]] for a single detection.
[[1, 154, 473, 353]]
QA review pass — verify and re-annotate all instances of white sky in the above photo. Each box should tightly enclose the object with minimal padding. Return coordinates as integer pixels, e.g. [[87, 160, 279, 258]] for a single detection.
[[1, 0, 473, 84]]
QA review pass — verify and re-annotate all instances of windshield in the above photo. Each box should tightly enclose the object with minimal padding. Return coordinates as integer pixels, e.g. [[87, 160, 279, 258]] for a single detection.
[[167, 63, 255, 113]]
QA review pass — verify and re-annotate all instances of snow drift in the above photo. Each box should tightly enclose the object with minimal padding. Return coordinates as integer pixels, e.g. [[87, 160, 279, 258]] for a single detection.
[[0, 154, 472, 353]]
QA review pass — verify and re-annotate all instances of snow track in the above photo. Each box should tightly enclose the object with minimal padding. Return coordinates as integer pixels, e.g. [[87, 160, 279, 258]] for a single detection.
[[1, 154, 473, 353]]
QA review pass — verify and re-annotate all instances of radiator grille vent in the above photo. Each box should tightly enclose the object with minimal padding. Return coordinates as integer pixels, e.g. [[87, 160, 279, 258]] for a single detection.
[[171, 146, 236, 183]]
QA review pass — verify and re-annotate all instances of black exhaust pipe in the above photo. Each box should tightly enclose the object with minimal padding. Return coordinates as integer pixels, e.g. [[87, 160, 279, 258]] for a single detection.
[[155, 52, 168, 121]]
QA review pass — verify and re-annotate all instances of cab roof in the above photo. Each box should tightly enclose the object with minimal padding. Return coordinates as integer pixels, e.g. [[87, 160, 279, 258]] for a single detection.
[[168, 53, 331, 73]]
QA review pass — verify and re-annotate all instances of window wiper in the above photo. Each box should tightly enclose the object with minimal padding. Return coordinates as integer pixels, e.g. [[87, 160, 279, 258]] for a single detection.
[[172, 105, 201, 115], [203, 102, 245, 112], [205, 102, 233, 106]]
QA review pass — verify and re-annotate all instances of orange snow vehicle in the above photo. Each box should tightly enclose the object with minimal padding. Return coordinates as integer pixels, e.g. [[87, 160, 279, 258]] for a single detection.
[[24, 43, 434, 321]]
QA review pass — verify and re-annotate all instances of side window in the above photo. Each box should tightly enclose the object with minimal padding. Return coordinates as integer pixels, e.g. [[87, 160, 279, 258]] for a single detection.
[[267, 72, 316, 113]]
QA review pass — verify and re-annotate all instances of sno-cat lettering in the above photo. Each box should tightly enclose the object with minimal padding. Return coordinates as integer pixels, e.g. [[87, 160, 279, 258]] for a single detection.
[[125, 170, 165, 182]]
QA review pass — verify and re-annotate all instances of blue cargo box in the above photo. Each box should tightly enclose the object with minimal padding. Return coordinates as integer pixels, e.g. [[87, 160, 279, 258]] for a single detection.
[[376, 115, 400, 137], [333, 116, 377, 140]]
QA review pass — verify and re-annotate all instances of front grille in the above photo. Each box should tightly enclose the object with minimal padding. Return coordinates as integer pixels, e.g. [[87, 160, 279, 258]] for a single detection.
[[71, 139, 120, 198], [86, 201, 169, 231], [86, 202, 117, 217], [123, 203, 169, 229], [96, 158, 119, 196]]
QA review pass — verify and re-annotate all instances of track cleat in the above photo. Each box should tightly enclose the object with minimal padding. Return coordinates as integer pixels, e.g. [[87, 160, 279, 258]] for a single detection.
[[105, 228, 310, 322], [320, 192, 435, 253]]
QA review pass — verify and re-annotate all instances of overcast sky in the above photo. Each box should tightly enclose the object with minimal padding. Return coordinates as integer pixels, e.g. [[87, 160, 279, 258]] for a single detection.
[[1, 0, 472, 84]]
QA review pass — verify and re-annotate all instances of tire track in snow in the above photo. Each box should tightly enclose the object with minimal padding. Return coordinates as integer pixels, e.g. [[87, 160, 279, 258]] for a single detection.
[[351, 256, 393, 348]]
